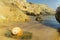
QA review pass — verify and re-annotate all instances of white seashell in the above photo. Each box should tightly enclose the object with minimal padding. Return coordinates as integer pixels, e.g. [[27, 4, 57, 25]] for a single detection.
[[11, 27, 22, 35]]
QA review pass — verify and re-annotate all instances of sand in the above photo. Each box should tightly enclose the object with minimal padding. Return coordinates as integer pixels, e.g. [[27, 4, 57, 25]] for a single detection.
[[0, 20, 59, 40]]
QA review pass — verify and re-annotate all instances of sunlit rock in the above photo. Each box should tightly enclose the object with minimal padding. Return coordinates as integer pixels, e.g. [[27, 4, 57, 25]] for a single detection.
[[7, 0, 54, 16], [39, 4, 55, 15], [0, 0, 30, 23]]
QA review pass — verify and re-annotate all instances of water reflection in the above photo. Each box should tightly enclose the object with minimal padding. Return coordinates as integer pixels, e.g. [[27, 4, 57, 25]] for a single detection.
[[40, 16, 60, 29]]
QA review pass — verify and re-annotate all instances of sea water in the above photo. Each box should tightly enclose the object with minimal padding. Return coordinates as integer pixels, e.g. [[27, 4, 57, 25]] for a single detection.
[[40, 15, 60, 29]]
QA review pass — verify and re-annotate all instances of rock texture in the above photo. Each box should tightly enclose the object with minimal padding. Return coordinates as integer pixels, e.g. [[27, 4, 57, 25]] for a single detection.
[[0, 0, 55, 23], [15, 0, 55, 16], [0, 0, 30, 23], [55, 6, 60, 23]]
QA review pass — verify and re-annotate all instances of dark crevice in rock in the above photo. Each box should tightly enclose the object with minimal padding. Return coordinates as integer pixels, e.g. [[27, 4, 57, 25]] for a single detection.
[[25, 11, 41, 16]]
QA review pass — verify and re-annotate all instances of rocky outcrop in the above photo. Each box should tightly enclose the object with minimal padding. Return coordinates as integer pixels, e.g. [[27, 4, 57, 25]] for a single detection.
[[6, 0, 54, 16], [0, 0, 30, 23], [13, 0, 55, 16], [0, 0, 55, 23], [26, 4, 55, 16], [55, 6, 60, 23]]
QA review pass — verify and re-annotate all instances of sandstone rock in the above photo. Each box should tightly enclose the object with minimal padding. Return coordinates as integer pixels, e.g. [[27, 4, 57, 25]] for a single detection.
[[39, 4, 55, 15], [35, 15, 44, 21], [7, 0, 54, 16], [0, 0, 30, 23]]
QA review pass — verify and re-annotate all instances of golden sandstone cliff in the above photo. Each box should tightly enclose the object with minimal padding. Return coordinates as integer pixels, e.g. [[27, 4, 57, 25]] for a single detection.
[[0, 0, 30, 23], [0, 0, 55, 23]]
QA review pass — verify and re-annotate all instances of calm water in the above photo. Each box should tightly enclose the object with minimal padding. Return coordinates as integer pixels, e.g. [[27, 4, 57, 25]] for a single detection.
[[40, 15, 60, 29]]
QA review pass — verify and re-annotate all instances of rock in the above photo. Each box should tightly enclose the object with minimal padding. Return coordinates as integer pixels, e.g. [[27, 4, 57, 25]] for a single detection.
[[23, 3, 55, 16], [0, 0, 55, 24], [35, 15, 44, 21], [0, 0, 31, 23], [9, 0, 55, 16], [39, 4, 55, 15], [55, 6, 60, 23]]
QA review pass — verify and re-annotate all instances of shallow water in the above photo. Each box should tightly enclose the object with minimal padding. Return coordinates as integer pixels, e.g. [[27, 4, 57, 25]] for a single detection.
[[40, 15, 60, 29]]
